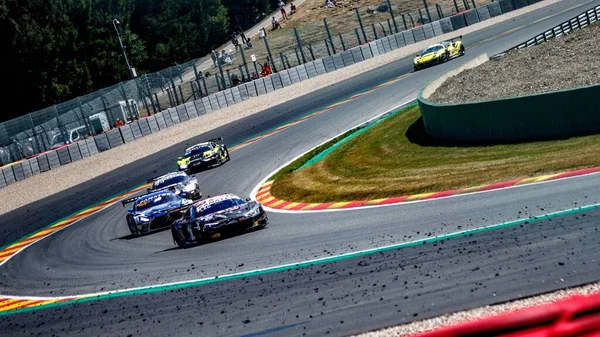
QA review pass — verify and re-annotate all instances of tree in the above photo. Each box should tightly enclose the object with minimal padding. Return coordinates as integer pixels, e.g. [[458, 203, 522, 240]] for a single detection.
[[222, 0, 270, 30]]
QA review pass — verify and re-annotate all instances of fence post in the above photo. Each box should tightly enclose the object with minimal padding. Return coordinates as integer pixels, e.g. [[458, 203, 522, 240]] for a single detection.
[[293, 27, 307, 64], [355, 8, 368, 43], [372, 24, 378, 40], [294, 48, 302, 65], [436, 4, 444, 19], [215, 55, 227, 90], [262, 33, 278, 73], [239, 45, 251, 80], [471, 0, 476, 8], [386, 0, 399, 33], [355, 28, 362, 45], [324, 40, 332, 56], [418, 9, 425, 25], [54, 105, 68, 147], [387, 19, 393, 36], [307, 43, 316, 60], [423, 0, 432, 23], [323, 18, 337, 54], [178, 85, 185, 103], [77, 96, 92, 137], [154, 93, 162, 111], [453, 0, 459, 13], [407, 13, 415, 27], [119, 82, 135, 120], [339, 34, 346, 51], [402, 14, 408, 30], [462, 0, 469, 10]]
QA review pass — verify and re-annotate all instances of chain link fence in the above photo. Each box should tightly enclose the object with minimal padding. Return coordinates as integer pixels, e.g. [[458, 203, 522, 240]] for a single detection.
[[0, 0, 492, 166]]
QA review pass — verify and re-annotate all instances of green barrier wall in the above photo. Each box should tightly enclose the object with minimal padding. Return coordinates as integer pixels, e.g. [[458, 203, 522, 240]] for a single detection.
[[418, 83, 600, 142]]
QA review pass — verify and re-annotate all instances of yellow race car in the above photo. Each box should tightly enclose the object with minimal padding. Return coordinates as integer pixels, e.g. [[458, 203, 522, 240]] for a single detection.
[[176, 137, 230, 174], [413, 36, 464, 71]]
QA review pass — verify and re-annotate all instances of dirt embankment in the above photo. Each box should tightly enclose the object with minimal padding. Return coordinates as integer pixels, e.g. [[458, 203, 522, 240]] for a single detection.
[[429, 21, 600, 104]]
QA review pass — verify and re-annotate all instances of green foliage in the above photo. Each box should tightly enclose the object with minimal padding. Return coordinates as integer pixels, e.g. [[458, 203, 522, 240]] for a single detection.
[[0, 0, 232, 121], [222, 0, 270, 30]]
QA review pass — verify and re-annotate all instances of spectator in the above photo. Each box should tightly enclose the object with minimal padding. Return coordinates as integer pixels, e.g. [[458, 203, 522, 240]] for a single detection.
[[232, 32, 239, 48], [279, 1, 288, 20], [115, 118, 125, 127], [237, 25, 249, 44], [271, 17, 281, 30], [211, 50, 217, 66], [290, 2, 297, 14]]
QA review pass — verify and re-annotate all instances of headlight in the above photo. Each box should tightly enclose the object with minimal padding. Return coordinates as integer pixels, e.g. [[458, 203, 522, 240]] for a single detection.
[[183, 183, 196, 192], [138, 216, 151, 223], [179, 164, 188, 169], [245, 207, 261, 217]]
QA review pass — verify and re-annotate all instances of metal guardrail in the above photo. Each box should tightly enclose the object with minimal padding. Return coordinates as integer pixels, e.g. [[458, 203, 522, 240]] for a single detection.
[[491, 4, 600, 59]]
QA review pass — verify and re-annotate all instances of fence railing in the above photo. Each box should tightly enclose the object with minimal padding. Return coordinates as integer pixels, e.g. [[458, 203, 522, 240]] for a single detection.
[[491, 3, 600, 58], [0, 0, 495, 167]]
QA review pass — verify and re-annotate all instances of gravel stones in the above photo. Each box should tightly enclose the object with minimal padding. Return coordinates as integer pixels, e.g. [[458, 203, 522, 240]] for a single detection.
[[429, 21, 600, 104]]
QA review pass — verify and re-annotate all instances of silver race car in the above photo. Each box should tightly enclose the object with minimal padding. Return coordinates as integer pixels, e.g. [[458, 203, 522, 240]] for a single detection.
[[147, 171, 202, 200]]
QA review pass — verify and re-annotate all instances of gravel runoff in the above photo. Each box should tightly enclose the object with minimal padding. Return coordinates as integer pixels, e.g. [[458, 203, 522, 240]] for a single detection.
[[429, 16, 600, 104], [354, 280, 600, 337], [0, 0, 563, 216]]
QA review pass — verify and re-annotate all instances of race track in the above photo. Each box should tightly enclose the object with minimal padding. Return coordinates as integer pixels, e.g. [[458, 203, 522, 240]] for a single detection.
[[2, 1, 600, 335]]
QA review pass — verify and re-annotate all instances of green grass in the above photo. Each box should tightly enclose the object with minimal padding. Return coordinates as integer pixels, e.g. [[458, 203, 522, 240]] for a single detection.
[[270, 105, 600, 203]]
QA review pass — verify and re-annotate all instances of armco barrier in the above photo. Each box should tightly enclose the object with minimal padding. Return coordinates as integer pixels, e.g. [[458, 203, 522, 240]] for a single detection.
[[488, 1, 503, 17], [129, 120, 143, 138], [22, 160, 33, 178], [477, 5, 492, 21], [56, 146, 71, 165], [12, 162, 25, 181], [513, 0, 529, 10], [499, 0, 516, 13], [464, 9, 481, 26], [450, 13, 467, 30], [47, 150, 60, 169], [418, 54, 600, 142], [0, 169, 6, 187], [67, 143, 82, 162], [2, 166, 14, 185], [37, 153, 50, 172], [29, 157, 40, 175], [0, 0, 546, 189]]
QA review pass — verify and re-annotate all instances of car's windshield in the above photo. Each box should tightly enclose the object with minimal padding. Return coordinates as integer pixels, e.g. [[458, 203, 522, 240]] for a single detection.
[[135, 193, 178, 211], [421, 45, 443, 55], [183, 145, 212, 158], [154, 175, 188, 189], [196, 198, 245, 216]]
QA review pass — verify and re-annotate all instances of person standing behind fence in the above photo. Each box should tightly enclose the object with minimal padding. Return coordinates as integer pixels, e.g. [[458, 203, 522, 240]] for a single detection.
[[237, 25, 249, 44], [211, 50, 217, 66], [279, 1, 288, 20]]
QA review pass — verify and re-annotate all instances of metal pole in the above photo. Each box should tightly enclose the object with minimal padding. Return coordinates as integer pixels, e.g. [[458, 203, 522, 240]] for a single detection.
[[402, 14, 408, 30], [324, 40, 332, 56], [407, 13, 415, 27], [418, 9, 425, 25], [471, 0, 476, 8], [355, 28, 362, 45], [323, 18, 336, 54], [239, 45, 251, 80], [293, 27, 307, 64], [453, 0, 460, 13], [339, 34, 346, 51], [112, 19, 135, 79], [372, 24, 378, 40], [387, 19, 393, 36], [436, 4, 444, 19], [423, 0, 432, 23], [307, 44, 316, 60], [462, 0, 469, 10], [215, 53, 227, 89], [154, 93, 162, 111], [253, 61, 259, 78], [262, 32, 278, 72], [386, 0, 399, 33], [355, 8, 368, 43], [294, 48, 301, 65]]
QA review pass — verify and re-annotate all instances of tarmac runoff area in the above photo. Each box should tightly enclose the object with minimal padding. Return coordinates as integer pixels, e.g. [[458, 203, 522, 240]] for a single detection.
[[0, 0, 563, 216]]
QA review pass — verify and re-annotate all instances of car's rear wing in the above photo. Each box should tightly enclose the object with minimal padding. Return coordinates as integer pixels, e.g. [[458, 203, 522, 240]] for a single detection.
[[207, 136, 223, 142], [121, 195, 145, 207], [442, 35, 462, 43]]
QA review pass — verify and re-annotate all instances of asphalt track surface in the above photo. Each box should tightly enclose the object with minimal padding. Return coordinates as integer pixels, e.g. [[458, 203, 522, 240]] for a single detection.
[[2, 1, 600, 335]]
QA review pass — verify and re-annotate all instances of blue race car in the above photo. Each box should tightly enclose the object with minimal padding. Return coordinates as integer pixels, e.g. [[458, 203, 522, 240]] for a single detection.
[[121, 190, 194, 236]]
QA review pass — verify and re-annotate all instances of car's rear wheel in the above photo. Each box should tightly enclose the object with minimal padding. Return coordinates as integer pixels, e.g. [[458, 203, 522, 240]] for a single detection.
[[172, 228, 186, 248], [460, 45, 465, 55]]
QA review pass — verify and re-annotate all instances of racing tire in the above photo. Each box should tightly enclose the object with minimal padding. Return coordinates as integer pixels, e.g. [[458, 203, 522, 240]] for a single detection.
[[460, 46, 465, 55], [172, 228, 186, 248], [225, 148, 230, 162]]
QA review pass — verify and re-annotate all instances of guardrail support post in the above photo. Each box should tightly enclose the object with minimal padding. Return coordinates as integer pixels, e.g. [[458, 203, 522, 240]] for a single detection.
[[423, 0, 432, 23], [323, 18, 337, 54], [386, 0, 399, 33], [355, 8, 368, 43]]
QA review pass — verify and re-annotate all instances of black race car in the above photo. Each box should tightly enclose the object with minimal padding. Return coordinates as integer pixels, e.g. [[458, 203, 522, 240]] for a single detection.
[[171, 193, 268, 247]]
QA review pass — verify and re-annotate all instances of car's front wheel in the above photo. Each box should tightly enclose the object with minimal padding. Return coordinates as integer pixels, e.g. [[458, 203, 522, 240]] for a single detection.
[[192, 226, 204, 245], [172, 228, 186, 248], [460, 45, 465, 55]]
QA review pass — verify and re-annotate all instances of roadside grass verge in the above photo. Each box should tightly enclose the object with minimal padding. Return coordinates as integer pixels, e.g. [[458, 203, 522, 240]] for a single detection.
[[270, 105, 600, 203]]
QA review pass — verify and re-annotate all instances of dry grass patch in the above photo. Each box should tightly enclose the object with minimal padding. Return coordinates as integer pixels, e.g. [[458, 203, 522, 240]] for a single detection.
[[271, 105, 600, 202]]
